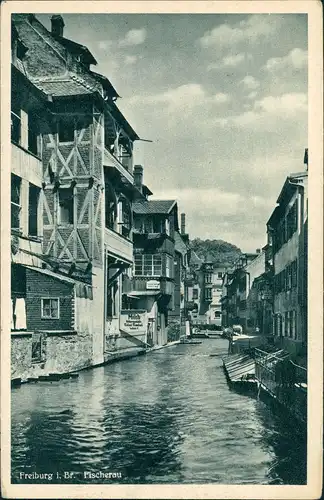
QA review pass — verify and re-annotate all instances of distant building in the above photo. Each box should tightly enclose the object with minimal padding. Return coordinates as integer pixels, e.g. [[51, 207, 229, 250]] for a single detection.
[[267, 167, 308, 356], [206, 267, 226, 328], [170, 214, 190, 332], [221, 252, 263, 332], [184, 250, 202, 324], [131, 172, 179, 346]]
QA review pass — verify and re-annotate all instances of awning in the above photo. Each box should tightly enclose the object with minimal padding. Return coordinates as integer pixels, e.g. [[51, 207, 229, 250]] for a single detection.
[[123, 293, 140, 299], [127, 291, 161, 297]]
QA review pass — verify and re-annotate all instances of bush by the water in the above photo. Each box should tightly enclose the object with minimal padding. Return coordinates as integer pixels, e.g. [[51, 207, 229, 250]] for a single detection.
[[167, 323, 181, 342]]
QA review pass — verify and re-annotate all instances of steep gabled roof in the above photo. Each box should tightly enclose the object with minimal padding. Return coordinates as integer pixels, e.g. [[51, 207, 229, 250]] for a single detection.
[[31, 76, 95, 97], [133, 200, 177, 215], [190, 250, 203, 267], [54, 36, 97, 65], [174, 232, 188, 255], [90, 71, 119, 98]]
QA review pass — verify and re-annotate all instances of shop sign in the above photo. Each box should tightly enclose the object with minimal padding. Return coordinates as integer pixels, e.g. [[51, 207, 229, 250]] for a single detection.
[[120, 309, 147, 335], [146, 280, 160, 290]]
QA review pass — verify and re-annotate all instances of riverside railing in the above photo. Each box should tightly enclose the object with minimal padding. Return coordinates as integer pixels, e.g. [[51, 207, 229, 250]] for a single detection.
[[254, 348, 307, 423]]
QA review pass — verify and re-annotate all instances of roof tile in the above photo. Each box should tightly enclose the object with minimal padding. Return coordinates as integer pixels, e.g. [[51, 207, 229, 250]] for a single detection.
[[133, 200, 176, 215]]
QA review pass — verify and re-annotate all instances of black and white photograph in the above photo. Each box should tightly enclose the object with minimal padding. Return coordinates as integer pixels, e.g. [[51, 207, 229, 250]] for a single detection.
[[1, 1, 322, 499]]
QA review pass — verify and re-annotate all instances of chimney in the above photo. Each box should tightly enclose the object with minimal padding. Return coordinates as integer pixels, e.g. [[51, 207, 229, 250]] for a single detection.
[[51, 15, 65, 37], [134, 165, 143, 193], [256, 248, 261, 254], [181, 213, 186, 235], [304, 148, 308, 170]]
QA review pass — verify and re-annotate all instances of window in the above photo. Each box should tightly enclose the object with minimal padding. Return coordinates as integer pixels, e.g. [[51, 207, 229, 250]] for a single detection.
[[32, 333, 42, 363], [166, 255, 173, 278], [136, 218, 153, 233], [292, 259, 298, 288], [105, 180, 117, 230], [58, 118, 75, 143], [291, 310, 296, 339], [165, 218, 170, 236], [134, 254, 162, 276], [284, 311, 289, 336], [28, 184, 40, 236], [11, 105, 21, 144], [288, 311, 293, 338], [58, 188, 74, 224], [41, 298, 60, 319], [215, 311, 221, 319], [144, 218, 153, 233], [119, 197, 132, 238], [11, 101, 40, 156], [11, 174, 21, 230], [153, 217, 163, 233], [106, 281, 118, 318], [205, 273, 212, 284], [28, 113, 39, 156], [192, 289, 198, 300], [218, 272, 223, 279], [205, 288, 212, 300]]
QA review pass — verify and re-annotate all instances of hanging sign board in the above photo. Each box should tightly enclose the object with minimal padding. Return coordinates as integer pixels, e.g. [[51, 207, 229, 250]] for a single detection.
[[120, 309, 147, 335], [146, 280, 160, 290]]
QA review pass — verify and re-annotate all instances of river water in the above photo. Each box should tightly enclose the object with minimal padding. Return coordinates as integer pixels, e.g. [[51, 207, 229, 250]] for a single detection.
[[11, 338, 306, 485]]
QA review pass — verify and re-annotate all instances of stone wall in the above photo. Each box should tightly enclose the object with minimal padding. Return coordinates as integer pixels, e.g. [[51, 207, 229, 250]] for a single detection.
[[42, 331, 92, 374], [11, 329, 93, 380], [11, 333, 32, 379]]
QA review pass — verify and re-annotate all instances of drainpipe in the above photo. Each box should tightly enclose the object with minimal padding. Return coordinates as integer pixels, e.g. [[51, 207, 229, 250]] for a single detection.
[[288, 178, 305, 346], [239, 269, 250, 329]]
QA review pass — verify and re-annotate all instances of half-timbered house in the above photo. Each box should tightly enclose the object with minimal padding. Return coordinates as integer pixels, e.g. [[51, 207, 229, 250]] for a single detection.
[[11, 13, 147, 379], [130, 166, 179, 346]]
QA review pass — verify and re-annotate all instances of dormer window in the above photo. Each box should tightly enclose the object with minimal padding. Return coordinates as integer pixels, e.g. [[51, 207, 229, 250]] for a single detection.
[[58, 118, 75, 143]]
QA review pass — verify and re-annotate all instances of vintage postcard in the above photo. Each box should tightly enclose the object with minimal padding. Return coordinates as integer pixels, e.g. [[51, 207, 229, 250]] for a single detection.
[[1, 1, 323, 499]]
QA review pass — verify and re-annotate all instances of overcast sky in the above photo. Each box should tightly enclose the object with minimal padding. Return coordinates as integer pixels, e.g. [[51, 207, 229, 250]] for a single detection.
[[39, 13, 308, 252]]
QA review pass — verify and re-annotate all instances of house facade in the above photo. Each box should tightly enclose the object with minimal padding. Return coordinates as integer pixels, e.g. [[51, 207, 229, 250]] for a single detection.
[[11, 13, 148, 379], [131, 169, 179, 346], [268, 167, 308, 356], [170, 218, 190, 336], [220, 252, 262, 332], [184, 250, 202, 325], [206, 267, 226, 328]]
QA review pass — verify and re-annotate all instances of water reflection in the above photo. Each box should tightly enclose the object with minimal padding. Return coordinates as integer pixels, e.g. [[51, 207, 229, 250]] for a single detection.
[[11, 339, 306, 484]]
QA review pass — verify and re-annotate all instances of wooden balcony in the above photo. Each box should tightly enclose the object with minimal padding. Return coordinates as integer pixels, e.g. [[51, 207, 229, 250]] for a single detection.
[[11, 232, 43, 267], [11, 143, 42, 187], [104, 147, 133, 185], [105, 227, 133, 263]]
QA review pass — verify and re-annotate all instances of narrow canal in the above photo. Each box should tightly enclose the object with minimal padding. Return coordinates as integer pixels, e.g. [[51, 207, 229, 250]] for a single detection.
[[11, 338, 306, 485]]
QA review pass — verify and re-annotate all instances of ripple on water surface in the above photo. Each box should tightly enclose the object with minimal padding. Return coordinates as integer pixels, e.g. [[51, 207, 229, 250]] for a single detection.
[[11, 339, 306, 484]]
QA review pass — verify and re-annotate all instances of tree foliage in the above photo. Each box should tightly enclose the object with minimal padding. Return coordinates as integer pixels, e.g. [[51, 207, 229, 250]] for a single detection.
[[189, 238, 242, 267]]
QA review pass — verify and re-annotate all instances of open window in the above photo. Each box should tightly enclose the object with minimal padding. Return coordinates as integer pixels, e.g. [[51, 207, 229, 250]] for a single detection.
[[32, 333, 43, 363], [106, 281, 118, 318], [119, 138, 133, 171], [118, 196, 132, 238], [28, 183, 40, 236], [11, 174, 21, 230], [105, 181, 118, 231], [11, 100, 21, 145], [58, 187, 74, 225], [58, 117, 75, 143], [28, 113, 39, 156]]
